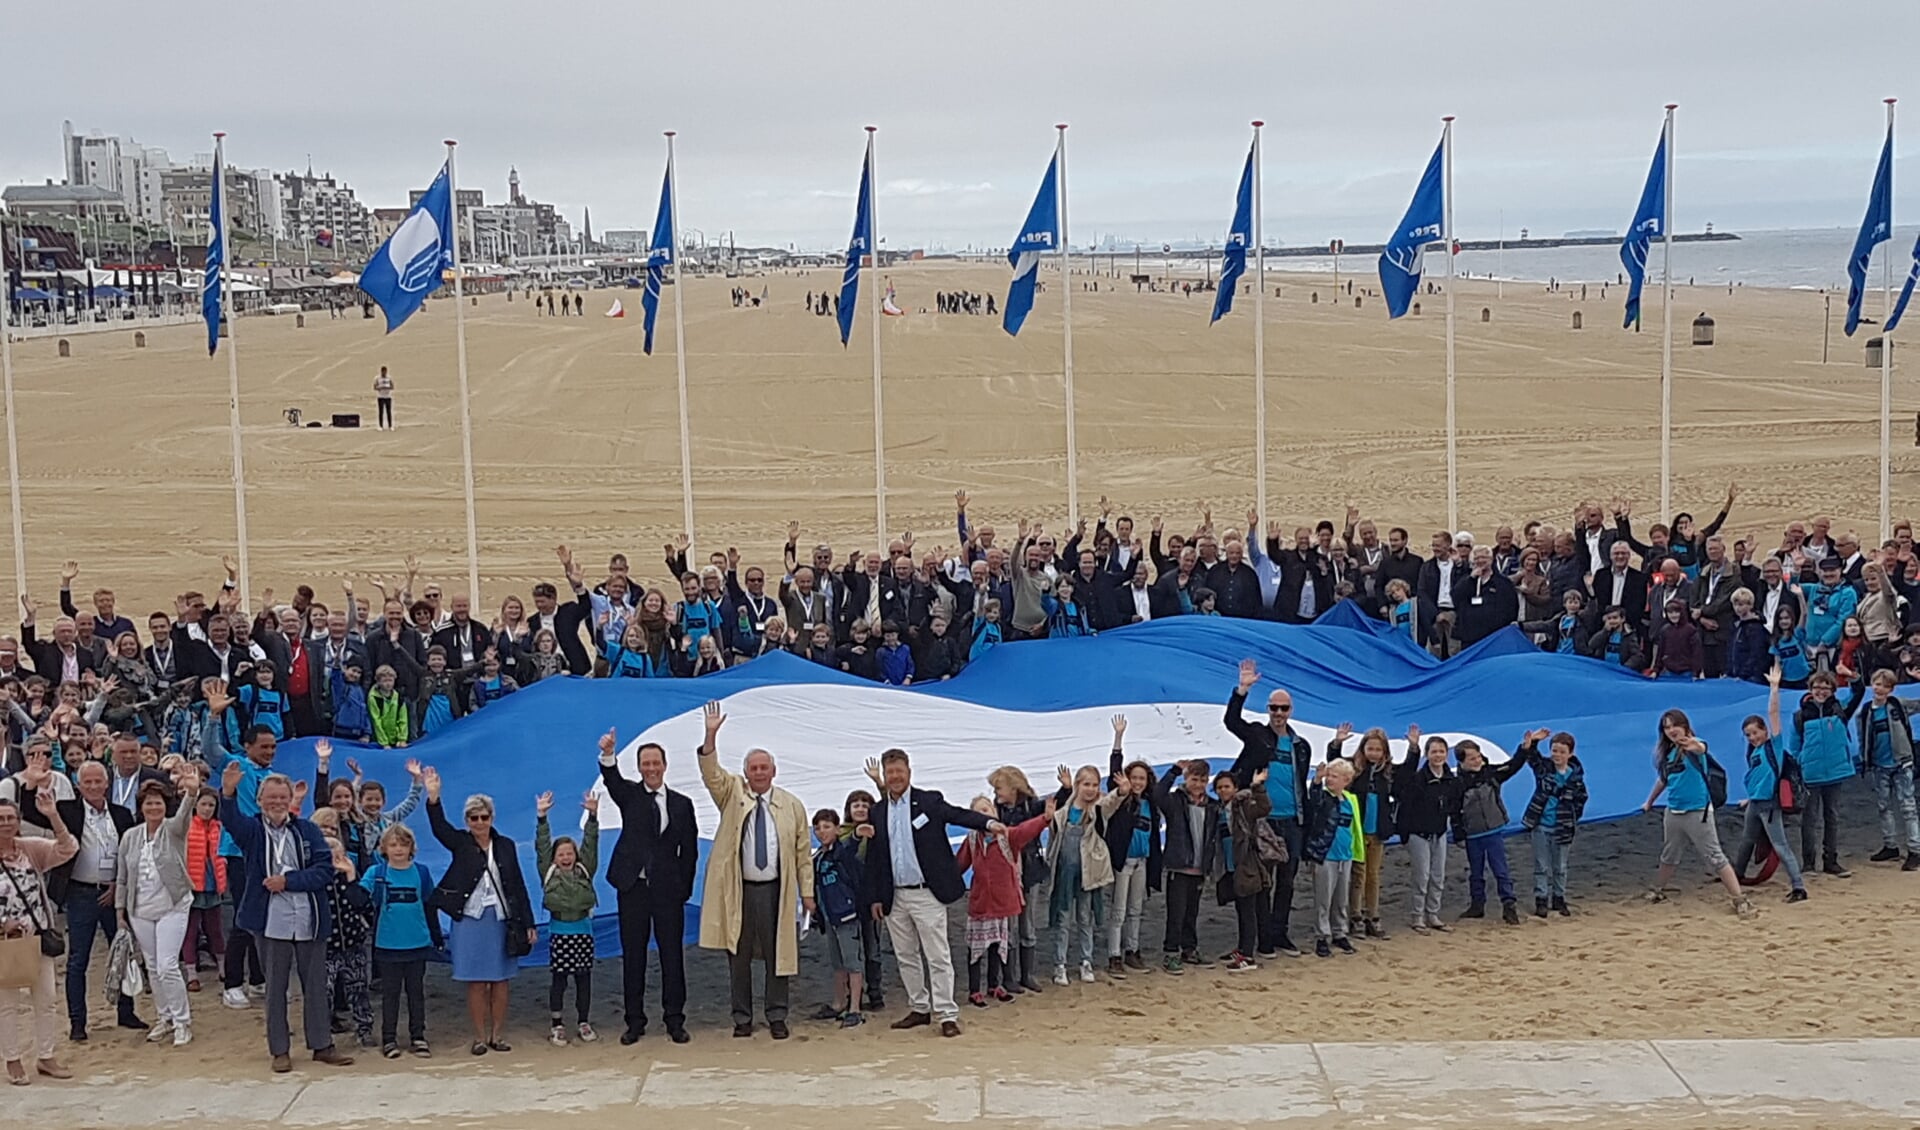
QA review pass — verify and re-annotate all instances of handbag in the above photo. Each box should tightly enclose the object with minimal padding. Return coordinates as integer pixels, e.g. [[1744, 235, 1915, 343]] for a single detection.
[[0, 861, 63, 964]]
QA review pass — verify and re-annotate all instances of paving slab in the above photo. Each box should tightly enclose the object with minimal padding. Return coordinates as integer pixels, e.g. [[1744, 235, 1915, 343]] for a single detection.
[[1317, 1040, 1699, 1124], [1653, 1038, 1920, 1120]]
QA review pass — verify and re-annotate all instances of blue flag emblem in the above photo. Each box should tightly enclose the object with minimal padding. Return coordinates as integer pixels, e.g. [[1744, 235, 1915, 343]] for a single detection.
[[1620, 128, 1668, 330], [641, 166, 674, 356], [1211, 145, 1254, 325], [838, 147, 874, 346], [201, 147, 224, 356], [1002, 155, 1060, 337], [358, 162, 454, 334], [1846, 126, 1893, 337], [1378, 140, 1445, 319]]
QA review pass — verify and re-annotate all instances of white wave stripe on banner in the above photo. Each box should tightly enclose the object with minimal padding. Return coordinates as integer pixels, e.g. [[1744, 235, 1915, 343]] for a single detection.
[[583, 683, 1509, 838]]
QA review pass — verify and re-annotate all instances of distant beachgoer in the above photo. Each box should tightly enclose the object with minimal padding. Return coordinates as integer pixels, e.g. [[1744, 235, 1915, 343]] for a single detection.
[[374, 367, 394, 430]]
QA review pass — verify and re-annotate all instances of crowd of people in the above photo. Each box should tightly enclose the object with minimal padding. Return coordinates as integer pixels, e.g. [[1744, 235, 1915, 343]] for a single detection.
[[2, 483, 1918, 1080]]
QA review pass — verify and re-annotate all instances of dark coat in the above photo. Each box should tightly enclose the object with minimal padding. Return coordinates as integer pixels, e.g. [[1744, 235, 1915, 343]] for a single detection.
[[219, 796, 335, 937], [1449, 571, 1518, 647], [425, 798, 534, 927], [1392, 743, 1459, 838], [598, 763, 699, 904], [365, 624, 429, 698], [859, 786, 995, 913]]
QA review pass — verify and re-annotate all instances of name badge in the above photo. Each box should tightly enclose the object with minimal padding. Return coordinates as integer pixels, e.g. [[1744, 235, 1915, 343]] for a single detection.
[[1471, 596, 1484, 606], [911, 813, 929, 830]]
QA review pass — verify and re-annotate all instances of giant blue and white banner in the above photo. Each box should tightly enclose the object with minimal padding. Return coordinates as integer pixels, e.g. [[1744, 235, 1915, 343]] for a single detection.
[[268, 606, 1781, 962]]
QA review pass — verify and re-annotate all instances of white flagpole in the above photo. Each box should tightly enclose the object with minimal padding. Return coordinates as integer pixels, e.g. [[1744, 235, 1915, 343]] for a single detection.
[[1057, 123, 1078, 527], [1, 222, 23, 605], [866, 126, 887, 553], [1660, 104, 1677, 522], [1882, 97, 1898, 543], [445, 140, 481, 609], [215, 133, 252, 609], [1441, 116, 1458, 533], [1251, 120, 1268, 522], [665, 131, 697, 561]]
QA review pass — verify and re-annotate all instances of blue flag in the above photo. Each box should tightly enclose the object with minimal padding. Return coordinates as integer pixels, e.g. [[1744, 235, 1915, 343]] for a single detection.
[[201, 145, 224, 356], [1619, 127, 1668, 330], [640, 165, 674, 356], [358, 162, 454, 334], [1887, 232, 1920, 335], [1846, 125, 1893, 337], [838, 146, 874, 346], [1002, 154, 1060, 337], [1210, 144, 1254, 324], [1379, 140, 1445, 319]]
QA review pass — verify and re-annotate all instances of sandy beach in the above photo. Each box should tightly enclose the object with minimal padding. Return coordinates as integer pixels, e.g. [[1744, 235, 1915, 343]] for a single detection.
[[2, 264, 1902, 615]]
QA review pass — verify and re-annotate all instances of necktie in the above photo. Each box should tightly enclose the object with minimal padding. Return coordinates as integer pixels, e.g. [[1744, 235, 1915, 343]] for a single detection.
[[753, 795, 769, 872], [643, 789, 661, 838]]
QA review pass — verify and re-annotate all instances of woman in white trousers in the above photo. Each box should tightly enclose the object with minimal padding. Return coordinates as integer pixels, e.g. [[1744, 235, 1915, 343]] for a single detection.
[[116, 773, 200, 1048]]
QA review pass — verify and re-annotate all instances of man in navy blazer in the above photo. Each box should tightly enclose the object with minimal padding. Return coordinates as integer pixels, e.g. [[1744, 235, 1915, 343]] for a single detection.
[[597, 729, 698, 1045], [858, 749, 1000, 1037]]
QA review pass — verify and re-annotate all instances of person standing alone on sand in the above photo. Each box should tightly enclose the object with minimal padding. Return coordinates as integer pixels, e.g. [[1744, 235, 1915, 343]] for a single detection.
[[373, 367, 394, 430]]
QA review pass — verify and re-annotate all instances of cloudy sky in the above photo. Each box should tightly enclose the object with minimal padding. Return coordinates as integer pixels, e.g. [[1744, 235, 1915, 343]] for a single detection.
[[4, 1, 1915, 252]]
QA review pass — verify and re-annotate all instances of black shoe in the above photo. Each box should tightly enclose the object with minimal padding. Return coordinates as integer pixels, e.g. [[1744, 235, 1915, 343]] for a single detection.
[[1551, 897, 1570, 917], [1331, 937, 1356, 955], [733, 1023, 753, 1038], [68, 1027, 87, 1043], [1905, 854, 1920, 872], [1459, 902, 1486, 919], [1786, 888, 1809, 903], [1314, 939, 1332, 958], [1870, 846, 1901, 862], [1533, 898, 1549, 919], [667, 1026, 690, 1044], [1276, 938, 1302, 958], [1501, 900, 1521, 925], [768, 1021, 790, 1040], [619, 1028, 644, 1046], [1822, 861, 1853, 878], [117, 1014, 148, 1031], [864, 993, 886, 1011]]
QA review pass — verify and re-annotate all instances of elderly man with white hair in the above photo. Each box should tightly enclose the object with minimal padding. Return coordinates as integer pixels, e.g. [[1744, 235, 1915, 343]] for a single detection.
[[696, 701, 812, 1040]]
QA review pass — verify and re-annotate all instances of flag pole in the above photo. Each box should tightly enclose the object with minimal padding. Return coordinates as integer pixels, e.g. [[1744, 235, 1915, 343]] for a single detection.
[[1882, 97, 1897, 544], [1251, 120, 1268, 522], [1057, 123, 1078, 528], [666, 130, 697, 559], [0, 223, 23, 607], [445, 140, 481, 610], [1441, 116, 1458, 533], [216, 133, 252, 609], [1660, 104, 1677, 522], [866, 126, 887, 553]]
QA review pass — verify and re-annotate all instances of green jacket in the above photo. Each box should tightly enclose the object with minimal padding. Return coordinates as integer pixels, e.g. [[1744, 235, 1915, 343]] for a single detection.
[[369, 688, 410, 748], [534, 814, 599, 922]]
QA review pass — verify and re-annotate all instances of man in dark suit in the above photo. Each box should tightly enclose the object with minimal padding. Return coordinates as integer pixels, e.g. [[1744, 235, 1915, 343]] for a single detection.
[[1375, 527, 1425, 620], [104, 733, 168, 817], [1062, 552, 1120, 631], [305, 611, 370, 734], [57, 758, 144, 1039], [142, 612, 184, 687], [597, 729, 697, 1045], [1207, 540, 1266, 620], [1586, 540, 1650, 632], [859, 748, 1000, 1038], [430, 595, 484, 679], [1450, 546, 1519, 647], [528, 582, 591, 676], [365, 599, 428, 700], [20, 599, 99, 683]]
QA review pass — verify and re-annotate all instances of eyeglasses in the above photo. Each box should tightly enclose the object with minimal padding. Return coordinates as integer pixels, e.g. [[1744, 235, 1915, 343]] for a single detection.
[[465, 813, 492, 824], [1267, 704, 1291, 713]]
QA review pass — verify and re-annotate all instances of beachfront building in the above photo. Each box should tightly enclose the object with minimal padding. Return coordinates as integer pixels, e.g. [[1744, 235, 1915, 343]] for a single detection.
[[280, 166, 374, 253], [60, 121, 170, 223]]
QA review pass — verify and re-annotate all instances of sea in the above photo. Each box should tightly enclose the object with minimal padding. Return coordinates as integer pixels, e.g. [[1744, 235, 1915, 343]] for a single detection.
[[1265, 227, 1889, 292]]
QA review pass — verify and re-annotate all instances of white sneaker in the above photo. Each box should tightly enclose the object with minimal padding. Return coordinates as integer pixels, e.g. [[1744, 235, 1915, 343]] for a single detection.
[[1079, 960, 1095, 984], [549, 1023, 569, 1047], [243, 983, 266, 999], [1051, 964, 1069, 986], [146, 1019, 173, 1043], [173, 1023, 193, 1048], [222, 988, 250, 1010]]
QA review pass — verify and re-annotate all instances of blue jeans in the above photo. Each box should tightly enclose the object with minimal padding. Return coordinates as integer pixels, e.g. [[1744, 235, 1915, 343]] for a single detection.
[[1871, 765, 1920, 852], [1530, 827, 1570, 901], [1735, 800, 1806, 890], [1465, 835, 1514, 904], [65, 882, 138, 1032]]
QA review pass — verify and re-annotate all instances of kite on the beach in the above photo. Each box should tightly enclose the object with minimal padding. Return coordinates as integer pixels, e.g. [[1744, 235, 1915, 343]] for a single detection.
[[605, 298, 625, 318]]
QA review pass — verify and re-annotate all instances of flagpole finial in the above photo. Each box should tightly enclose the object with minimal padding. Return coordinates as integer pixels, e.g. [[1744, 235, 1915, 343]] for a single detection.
[[1887, 97, 1899, 105], [664, 130, 677, 138], [443, 138, 457, 147], [1664, 103, 1678, 111], [1055, 123, 1069, 131], [213, 131, 226, 140], [1441, 115, 1455, 123], [865, 125, 877, 134], [1251, 120, 1265, 128]]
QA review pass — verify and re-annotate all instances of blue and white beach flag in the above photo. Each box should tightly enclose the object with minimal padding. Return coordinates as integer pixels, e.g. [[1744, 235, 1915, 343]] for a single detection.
[[1620, 127, 1668, 330], [641, 165, 674, 355], [1379, 140, 1445, 319], [837, 144, 875, 346], [1887, 232, 1919, 335], [358, 162, 454, 334], [1002, 154, 1060, 337], [1846, 123, 1893, 337], [201, 141, 225, 356], [1210, 144, 1254, 324]]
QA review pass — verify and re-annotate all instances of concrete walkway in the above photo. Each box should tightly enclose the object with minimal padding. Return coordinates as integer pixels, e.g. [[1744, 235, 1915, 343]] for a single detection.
[[8, 1038, 1916, 1128]]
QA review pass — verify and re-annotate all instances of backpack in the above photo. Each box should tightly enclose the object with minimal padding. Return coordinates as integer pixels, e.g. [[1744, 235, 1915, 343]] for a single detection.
[[1687, 752, 1729, 811], [1759, 740, 1802, 814]]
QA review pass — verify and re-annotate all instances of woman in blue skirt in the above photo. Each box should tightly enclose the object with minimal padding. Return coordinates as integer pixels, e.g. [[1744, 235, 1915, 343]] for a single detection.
[[423, 768, 535, 1056]]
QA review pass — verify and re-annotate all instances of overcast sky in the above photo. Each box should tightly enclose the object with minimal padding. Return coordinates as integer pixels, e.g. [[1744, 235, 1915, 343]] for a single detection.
[[5, 1, 1916, 251]]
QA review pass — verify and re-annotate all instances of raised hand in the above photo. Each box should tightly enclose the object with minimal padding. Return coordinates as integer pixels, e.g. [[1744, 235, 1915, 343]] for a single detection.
[[673, 533, 690, 552], [404, 554, 420, 578], [954, 490, 969, 512], [222, 760, 244, 794], [205, 680, 232, 715], [598, 729, 617, 759], [786, 520, 800, 543], [1406, 724, 1421, 747], [314, 738, 333, 764], [1043, 794, 1059, 819], [727, 546, 740, 569], [60, 560, 78, 585], [221, 554, 238, 580], [1767, 663, 1782, 688], [1247, 505, 1258, 529], [1056, 764, 1071, 789], [1237, 658, 1259, 692], [901, 530, 915, 550], [404, 758, 423, 780], [291, 780, 309, 811], [582, 791, 599, 816], [862, 757, 883, 787], [702, 701, 725, 737], [535, 791, 554, 818], [1251, 767, 1269, 787], [33, 783, 58, 819], [1527, 727, 1552, 744], [421, 767, 442, 802], [1111, 713, 1128, 739], [1151, 516, 1163, 535], [345, 757, 363, 781], [1334, 722, 1353, 744]]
